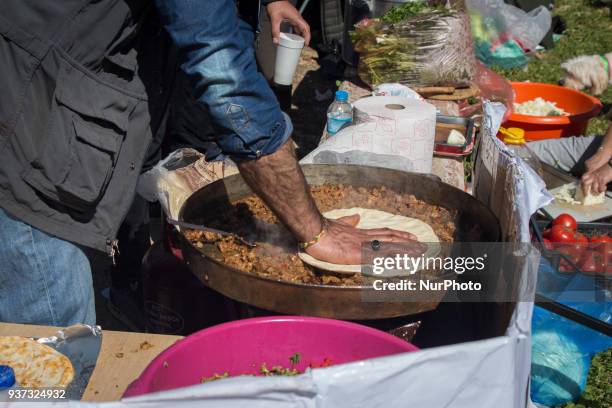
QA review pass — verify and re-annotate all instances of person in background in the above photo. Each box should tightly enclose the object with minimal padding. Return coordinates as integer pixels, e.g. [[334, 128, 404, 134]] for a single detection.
[[106, 1, 313, 330], [0, 0, 413, 328], [528, 121, 612, 194]]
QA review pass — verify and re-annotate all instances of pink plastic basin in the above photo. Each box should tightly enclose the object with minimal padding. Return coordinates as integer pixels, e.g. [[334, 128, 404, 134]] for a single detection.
[[124, 316, 419, 397]]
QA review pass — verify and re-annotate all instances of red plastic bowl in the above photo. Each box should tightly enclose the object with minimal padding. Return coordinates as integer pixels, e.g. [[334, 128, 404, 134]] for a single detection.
[[503, 82, 602, 141], [123, 316, 419, 397]]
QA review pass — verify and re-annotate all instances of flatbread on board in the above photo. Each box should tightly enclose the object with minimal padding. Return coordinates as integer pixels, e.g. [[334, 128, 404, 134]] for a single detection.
[[298, 208, 441, 274], [0, 336, 74, 388]]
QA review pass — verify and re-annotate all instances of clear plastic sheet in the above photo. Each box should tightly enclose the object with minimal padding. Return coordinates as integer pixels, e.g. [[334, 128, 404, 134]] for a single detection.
[[351, 10, 476, 88], [459, 61, 515, 121], [136, 149, 238, 219], [466, 0, 551, 68], [531, 302, 612, 407]]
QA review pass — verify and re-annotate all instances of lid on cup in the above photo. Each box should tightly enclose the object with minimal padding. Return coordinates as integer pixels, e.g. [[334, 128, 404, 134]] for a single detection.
[[335, 90, 349, 102], [0, 365, 15, 388], [279, 32, 305, 49]]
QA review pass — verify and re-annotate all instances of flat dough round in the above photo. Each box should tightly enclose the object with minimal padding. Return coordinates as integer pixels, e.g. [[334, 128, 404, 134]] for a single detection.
[[298, 208, 440, 274], [0, 336, 75, 388]]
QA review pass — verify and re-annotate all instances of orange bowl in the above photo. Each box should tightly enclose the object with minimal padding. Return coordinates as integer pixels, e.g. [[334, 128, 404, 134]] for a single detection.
[[503, 82, 603, 141]]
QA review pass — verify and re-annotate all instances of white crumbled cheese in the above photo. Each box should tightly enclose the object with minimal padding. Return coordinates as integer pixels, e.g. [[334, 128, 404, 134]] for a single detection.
[[446, 129, 466, 146], [575, 187, 605, 206], [513, 97, 569, 117], [553, 183, 581, 205], [553, 182, 605, 206]]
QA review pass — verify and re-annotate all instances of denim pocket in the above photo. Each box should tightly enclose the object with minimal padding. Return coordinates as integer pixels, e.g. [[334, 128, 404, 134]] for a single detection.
[[23, 51, 134, 212], [227, 103, 250, 131], [224, 102, 264, 157]]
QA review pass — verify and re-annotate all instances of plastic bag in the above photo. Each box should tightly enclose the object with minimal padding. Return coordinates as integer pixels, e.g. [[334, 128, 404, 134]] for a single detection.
[[466, 0, 551, 68], [372, 83, 423, 100], [459, 61, 515, 120], [350, 10, 476, 88], [530, 257, 612, 406], [137, 148, 238, 219], [531, 305, 612, 407]]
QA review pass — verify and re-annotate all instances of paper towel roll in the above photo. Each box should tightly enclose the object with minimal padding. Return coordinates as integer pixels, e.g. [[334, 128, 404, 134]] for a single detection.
[[352, 96, 437, 173]]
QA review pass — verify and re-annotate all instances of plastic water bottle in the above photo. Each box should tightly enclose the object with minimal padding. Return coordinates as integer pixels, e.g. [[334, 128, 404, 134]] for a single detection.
[[0, 365, 20, 402], [326, 90, 353, 136]]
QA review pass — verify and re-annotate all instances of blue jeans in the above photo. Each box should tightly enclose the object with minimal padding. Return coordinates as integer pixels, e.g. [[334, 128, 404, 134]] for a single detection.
[[0, 208, 95, 326], [154, 0, 292, 161]]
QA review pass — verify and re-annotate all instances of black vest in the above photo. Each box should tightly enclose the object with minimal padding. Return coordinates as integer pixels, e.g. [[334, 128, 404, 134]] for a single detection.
[[0, 0, 175, 252]]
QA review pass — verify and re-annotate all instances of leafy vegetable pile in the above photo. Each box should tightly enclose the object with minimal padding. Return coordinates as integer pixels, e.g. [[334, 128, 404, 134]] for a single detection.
[[379, 1, 441, 24], [561, 348, 611, 408], [350, 3, 475, 87], [200, 353, 334, 384]]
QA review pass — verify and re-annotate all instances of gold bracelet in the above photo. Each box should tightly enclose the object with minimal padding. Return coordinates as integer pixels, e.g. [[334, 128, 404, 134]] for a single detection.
[[299, 219, 328, 250]]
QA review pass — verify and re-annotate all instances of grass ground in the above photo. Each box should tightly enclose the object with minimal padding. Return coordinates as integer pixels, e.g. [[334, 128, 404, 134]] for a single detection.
[[493, 0, 612, 134]]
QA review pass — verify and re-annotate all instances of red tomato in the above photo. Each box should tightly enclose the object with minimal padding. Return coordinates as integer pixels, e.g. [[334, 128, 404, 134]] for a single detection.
[[558, 245, 582, 273], [558, 245, 582, 261], [552, 214, 577, 231], [542, 228, 552, 239], [549, 225, 575, 243], [589, 235, 612, 244], [573, 232, 588, 244], [592, 242, 612, 274], [588, 236, 612, 264], [579, 250, 606, 274], [564, 241, 587, 254], [558, 258, 576, 273], [597, 242, 612, 258], [542, 238, 553, 251]]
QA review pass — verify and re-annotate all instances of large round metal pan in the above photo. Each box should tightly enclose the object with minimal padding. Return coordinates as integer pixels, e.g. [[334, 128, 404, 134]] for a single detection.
[[178, 164, 500, 320]]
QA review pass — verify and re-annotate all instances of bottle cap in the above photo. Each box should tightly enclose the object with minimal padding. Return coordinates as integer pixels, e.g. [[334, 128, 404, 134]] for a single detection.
[[499, 127, 526, 145], [0, 365, 15, 388], [335, 90, 349, 102]]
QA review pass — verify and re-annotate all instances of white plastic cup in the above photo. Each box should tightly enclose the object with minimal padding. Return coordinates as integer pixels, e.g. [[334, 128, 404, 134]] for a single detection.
[[273, 32, 305, 86]]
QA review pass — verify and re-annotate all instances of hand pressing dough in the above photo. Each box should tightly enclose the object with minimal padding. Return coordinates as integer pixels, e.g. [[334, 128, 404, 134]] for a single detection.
[[298, 208, 441, 274]]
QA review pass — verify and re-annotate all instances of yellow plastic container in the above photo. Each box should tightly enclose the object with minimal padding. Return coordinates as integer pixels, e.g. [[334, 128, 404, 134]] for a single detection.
[[499, 127, 526, 145]]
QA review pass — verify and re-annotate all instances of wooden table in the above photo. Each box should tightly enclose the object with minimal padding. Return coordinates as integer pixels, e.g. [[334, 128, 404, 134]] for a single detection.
[[0, 322, 182, 401]]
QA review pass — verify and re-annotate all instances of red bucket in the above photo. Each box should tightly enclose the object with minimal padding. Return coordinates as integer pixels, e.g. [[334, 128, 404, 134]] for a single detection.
[[503, 82, 603, 141]]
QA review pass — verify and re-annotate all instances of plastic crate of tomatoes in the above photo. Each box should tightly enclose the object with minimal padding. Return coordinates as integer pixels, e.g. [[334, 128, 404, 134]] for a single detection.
[[531, 213, 612, 278]]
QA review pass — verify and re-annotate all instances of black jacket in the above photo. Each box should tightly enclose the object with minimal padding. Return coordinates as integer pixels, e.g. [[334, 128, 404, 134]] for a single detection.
[[0, 0, 175, 253]]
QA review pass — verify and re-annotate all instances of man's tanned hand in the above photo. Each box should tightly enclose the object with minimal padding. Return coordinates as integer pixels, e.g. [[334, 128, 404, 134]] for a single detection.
[[306, 214, 423, 265], [582, 123, 612, 195], [266, 1, 311, 46], [237, 140, 417, 265]]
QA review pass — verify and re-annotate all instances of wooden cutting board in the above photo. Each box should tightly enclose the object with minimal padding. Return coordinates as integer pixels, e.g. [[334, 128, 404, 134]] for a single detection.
[[543, 182, 612, 222]]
